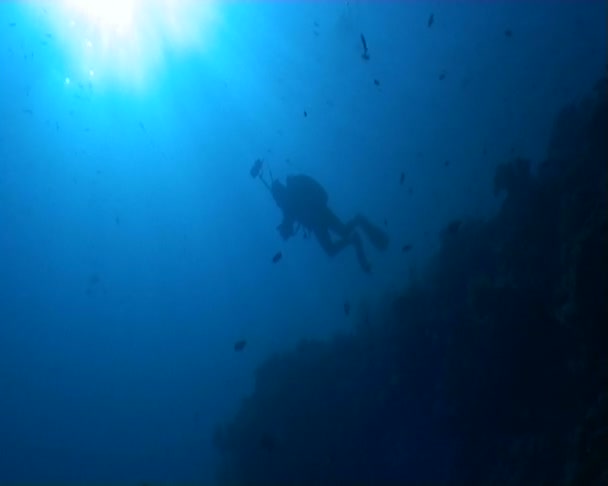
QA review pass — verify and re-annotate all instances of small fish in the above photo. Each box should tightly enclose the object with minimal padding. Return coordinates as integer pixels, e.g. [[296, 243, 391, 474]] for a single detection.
[[504, 29, 512, 38], [373, 79, 380, 86], [360, 33, 368, 50], [344, 301, 351, 316], [139, 121, 146, 132], [447, 220, 462, 234], [9, 22, 16, 27], [383, 218, 388, 227], [400, 172, 405, 185], [443, 160, 450, 167], [428, 13, 434, 27], [408, 187, 413, 195], [272, 251, 282, 263], [303, 110, 308, 117], [360, 33, 370, 60], [439, 71, 447, 81], [234, 339, 247, 351], [402, 244, 413, 252]]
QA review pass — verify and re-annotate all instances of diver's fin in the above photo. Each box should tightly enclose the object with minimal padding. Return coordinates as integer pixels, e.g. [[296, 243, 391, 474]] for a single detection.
[[357, 215, 389, 251]]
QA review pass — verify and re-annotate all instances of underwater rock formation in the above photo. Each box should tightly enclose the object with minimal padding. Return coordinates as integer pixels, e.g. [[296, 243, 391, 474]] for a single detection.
[[213, 79, 607, 485]]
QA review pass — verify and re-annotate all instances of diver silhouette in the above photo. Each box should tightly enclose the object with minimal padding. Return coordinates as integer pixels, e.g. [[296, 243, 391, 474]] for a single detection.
[[251, 159, 388, 273]]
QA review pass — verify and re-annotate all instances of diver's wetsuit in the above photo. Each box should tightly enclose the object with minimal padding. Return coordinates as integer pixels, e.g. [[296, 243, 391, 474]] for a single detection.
[[272, 174, 388, 273]]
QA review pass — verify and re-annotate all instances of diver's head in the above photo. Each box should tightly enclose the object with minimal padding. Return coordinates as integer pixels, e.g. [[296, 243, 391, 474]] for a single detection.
[[271, 180, 288, 208]]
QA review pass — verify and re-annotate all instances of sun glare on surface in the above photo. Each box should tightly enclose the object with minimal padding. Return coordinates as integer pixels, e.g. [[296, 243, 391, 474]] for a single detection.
[[34, 0, 219, 91]]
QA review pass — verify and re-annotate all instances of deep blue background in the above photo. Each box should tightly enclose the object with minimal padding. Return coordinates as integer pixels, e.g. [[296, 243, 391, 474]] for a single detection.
[[1, 1, 606, 484]]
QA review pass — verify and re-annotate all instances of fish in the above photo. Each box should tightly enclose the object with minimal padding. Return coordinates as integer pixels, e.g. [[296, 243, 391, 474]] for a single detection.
[[360, 33, 370, 60], [504, 29, 513, 38], [444, 160, 450, 167], [272, 251, 282, 263], [344, 301, 351, 316], [360, 33, 368, 50], [303, 110, 308, 117], [428, 13, 434, 27], [439, 71, 447, 81], [400, 172, 405, 185], [373, 79, 380, 86], [402, 244, 413, 252], [234, 339, 247, 351]]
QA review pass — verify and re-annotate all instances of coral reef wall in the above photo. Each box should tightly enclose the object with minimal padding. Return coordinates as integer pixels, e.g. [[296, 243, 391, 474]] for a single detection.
[[213, 79, 608, 485]]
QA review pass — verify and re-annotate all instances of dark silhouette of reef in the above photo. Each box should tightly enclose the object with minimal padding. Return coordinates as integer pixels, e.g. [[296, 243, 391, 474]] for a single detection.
[[213, 78, 607, 485]]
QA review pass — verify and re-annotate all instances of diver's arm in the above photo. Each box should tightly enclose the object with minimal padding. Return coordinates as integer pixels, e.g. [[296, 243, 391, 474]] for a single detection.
[[277, 215, 296, 240]]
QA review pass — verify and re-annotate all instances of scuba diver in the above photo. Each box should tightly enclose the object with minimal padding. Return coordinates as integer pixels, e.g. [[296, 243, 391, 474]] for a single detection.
[[251, 159, 389, 273]]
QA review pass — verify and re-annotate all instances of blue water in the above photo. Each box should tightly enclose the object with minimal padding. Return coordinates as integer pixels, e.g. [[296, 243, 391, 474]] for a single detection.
[[1, 1, 606, 484]]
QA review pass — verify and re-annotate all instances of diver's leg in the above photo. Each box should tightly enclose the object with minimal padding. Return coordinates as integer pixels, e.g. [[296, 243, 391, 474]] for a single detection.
[[324, 206, 387, 250], [315, 226, 372, 274], [325, 209, 369, 243], [324, 209, 350, 237], [314, 227, 350, 257], [327, 211, 366, 239], [350, 232, 372, 273], [325, 210, 373, 273], [319, 209, 373, 273], [350, 214, 389, 251]]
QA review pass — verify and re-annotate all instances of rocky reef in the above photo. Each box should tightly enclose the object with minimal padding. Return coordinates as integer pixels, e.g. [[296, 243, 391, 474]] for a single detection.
[[213, 78, 607, 485]]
